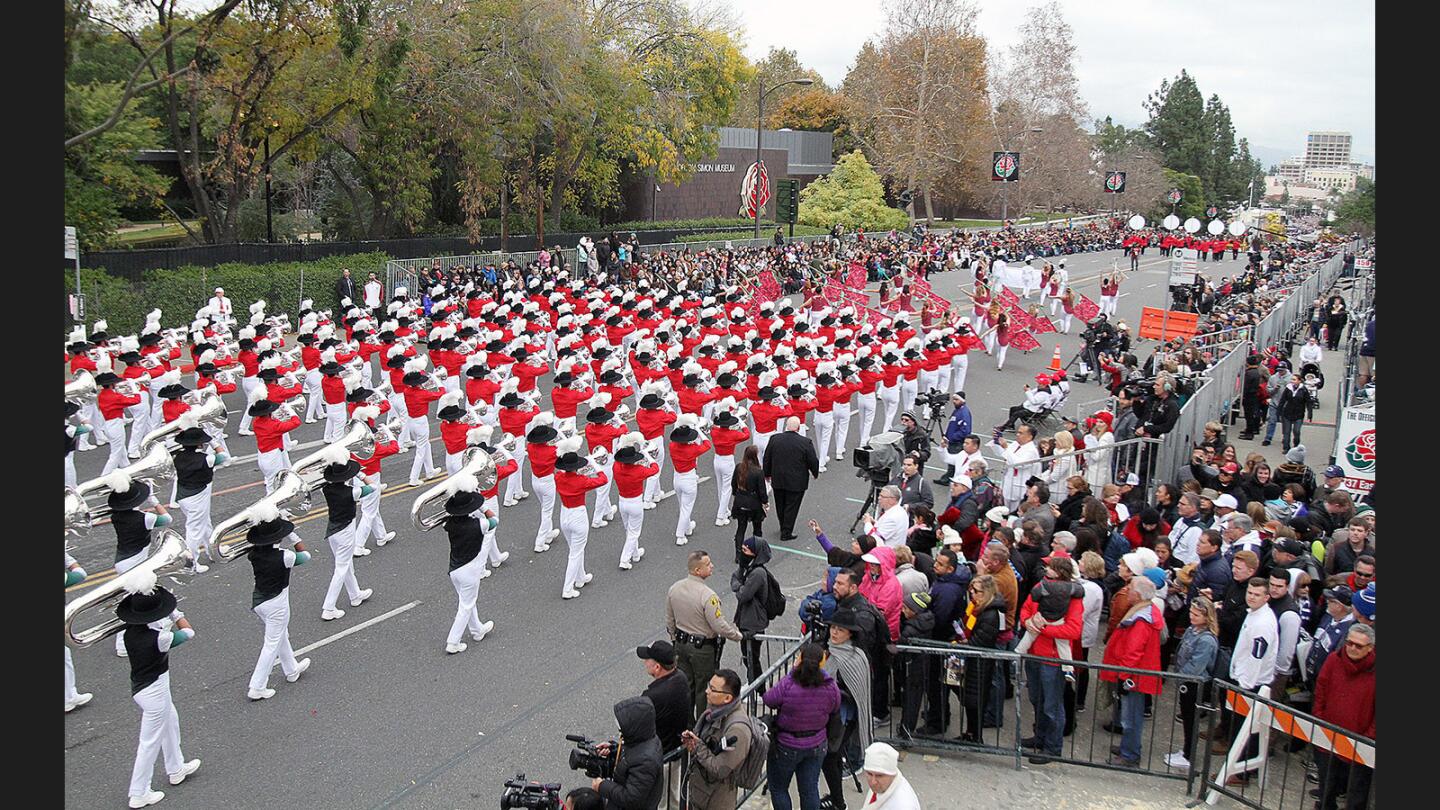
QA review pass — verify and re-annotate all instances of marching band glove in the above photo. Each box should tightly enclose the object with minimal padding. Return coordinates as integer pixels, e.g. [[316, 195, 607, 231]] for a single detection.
[[153, 514, 173, 528], [65, 568, 87, 587], [214, 452, 229, 466], [170, 627, 195, 647], [360, 485, 376, 497], [75, 425, 92, 435], [293, 550, 312, 566]]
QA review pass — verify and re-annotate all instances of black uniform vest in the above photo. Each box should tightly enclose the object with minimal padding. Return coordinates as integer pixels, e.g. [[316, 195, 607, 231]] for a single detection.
[[124, 625, 169, 695]]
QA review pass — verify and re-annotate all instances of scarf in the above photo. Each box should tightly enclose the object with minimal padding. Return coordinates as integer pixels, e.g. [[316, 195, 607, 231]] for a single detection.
[[822, 640, 873, 751]]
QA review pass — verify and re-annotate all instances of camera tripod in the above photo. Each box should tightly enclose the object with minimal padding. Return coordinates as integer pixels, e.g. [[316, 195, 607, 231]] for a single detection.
[[849, 471, 891, 534]]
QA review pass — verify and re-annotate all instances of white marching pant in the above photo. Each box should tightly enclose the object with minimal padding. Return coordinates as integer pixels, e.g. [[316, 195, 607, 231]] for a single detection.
[[65, 452, 77, 489], [814, 410, 834, 469], [388, 394, 409, 442], [984, 331, 997, 355], [879, 385, 900, 434], [304, 370, 324, 421], [480, 494, 505, 565], [533, 472, 556, 547], [935, 365, 952, 395], [321, 525, 362, 612], [857, 393, 877, 444], [65, 646, 80, 704], [899, 377, 918, 416], [248, 590, 299, 692], [355, 476, 387, 547], [360, 360, 374, 389], [324, 402, 346, 442], [619, 496, 645, 564], [257, 449, 290, 493], [443, 376, 460, 396], [950, 356, 969, 394], [1060, 313, 1073, 333], [447, 553, 489, 645], [591, 459, 615, 526], [559, 504, 590, 593], [644, 438, 666, 502], [673, 469, 698, 539], [445, 450, 465, 476], [177, 487, 213, 561], [128, 672, 184, 801], [148, 385, 164, 430], [996, 345, 1009, 370], [407, 416, 436, 481], [1101, 295, 1118, 318], [713, 454, 736, 521], [753, 430, 774, 467], [240, 377, 262, 432], [126, 399, 151, 457], [505, 451, 528, 501], [917, 369, 939, 398], [81, 400, 105, 448], [832, 402, 852, 459]]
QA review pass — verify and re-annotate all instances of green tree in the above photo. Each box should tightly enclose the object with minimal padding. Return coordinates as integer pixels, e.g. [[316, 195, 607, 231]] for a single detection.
[[1333, 178, 1375, 235], [798, 150, 909, 230], [1142, 71, 1209, 178], [64, 81, 172, 251], [767, 89, 856, 160], [1094, 115, 1144, 155], [1159, 168, 1205, 221], [1200, 93, 1237, 203], [1234, 138, 1265, 207], [728, 47, 828, 128]]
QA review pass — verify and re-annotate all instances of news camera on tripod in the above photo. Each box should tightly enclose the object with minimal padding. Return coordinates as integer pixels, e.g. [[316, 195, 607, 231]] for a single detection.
[[1073, 315, 1118, 382], [850, 430, 906, 531]]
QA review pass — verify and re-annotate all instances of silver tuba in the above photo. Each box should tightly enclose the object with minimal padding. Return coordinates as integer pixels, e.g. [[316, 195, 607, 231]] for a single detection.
[[66, 371, 98, 407], [140, 390, 228, 452], [73, 443, 176, 521], [207, 471, 312, 563], [289, 420, 376, 489], [64, 487, 91, 539], [64, 529, 192, 648], [410, 447, 498, 532]]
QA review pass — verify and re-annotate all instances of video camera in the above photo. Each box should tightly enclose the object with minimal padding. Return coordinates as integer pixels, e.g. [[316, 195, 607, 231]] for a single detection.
[[500, 774, 562, 810], [802, 599, 829, 643], [852, 430, 904, 485], [913, 388, 949, 419], [566, 734, 618, 779]]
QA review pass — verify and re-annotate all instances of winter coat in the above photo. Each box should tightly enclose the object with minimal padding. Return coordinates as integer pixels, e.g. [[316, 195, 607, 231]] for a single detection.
[[1101, 602, 1164, 694], [686, 701, 753, 810], [927, 568, 971, 641], [859, 546, 905, 640], [1174, 626, 1219, 678], [598, 697, 664, 810], [797, 567, 841, 632], [731, 537, 775, 636], [1277, 384, 1311, 421], [898, 607, 936, 645], [1018, 587, 1084, 661], [642, 669, 693, 754], [1313, 650, 1375, 739], [1053, 491, 1088, 534], [1189, 551, 1232, 602], [761, 669, 842, 750], [961, 601, 1005, 707], [894, 562, 929, 600]]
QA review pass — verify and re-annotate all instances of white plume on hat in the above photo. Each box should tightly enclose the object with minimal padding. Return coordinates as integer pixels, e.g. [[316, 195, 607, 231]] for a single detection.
[[320, 443, 352, 466], [238, 326, 257, 341], [69, 326, 87, 343], [786, 370, 810, 386], [249, 301, 266, 315], [197, 349, 216, 365], [615, 431, 645, 451], [403, 357, 428, 374], [675, 413, 703, 429], [555, 435, 583, 456], [445, 471, 480, 496], [530, 410, 555, 427], [640, 379, 667, 397], [246, 383, 269, 405], [248, 498, 282, 524], [102, 470, 134, 494], [120, 566, 161, 597], [93, 319, 109, 333], [438, 389, 464, 410], [352, 405, 380, 422], [466, 425, 494, 446], [758, 370, 779, 388], [256, 337, 273, 353], [259, 355, 283, 371]]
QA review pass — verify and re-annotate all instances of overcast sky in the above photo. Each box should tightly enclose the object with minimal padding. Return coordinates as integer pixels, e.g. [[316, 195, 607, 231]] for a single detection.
[[711, 0, 1375, 166]]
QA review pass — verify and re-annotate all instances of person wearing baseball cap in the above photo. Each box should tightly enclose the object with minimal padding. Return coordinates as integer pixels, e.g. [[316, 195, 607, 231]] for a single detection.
[[1304, 585, 1356, 690], [635, 640, 691, 756], [1316, 465, 1349, 503], [860, 741, 921, 809]]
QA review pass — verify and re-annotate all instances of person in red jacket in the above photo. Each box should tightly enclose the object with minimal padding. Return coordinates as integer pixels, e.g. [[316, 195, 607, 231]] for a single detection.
[[1099, 573, 1163, 767], [319, 361, 349, 443], [749, 382, 792, 463], [553, 437, 609, 599], [401, 369, 444, 487], [583, 400, 626, 529], [525, 413, 563, 553], [668, 414, 712, 545], [597, 365, 633, 410], [496, 381, 538, 506], [709, 403, 751, 527], [248, 389, 302, 494], [96, 372, 143, 474], [635, 383, 677, 506], [510, 347, 549, 394], [236, 336, 262, 436], [676, 366, 714, 418], [464, 364, 500, 410], [1312, 623, 1375, 809], [298, 331, 325, 423], [611, 433, 660, 569], [436, 391, 474, 475], [1018, 557, 1086, 763], [550, 365, 594, 420]]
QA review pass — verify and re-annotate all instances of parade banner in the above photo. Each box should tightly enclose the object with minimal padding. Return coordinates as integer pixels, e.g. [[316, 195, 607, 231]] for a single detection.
[[860, 305, 890, 327], [1007, 329, 1041, 352], [847, 262, 868, 290], [1334, 404, 1376, 494], [1027, 306, 1057, 334], [1072, 292, 1101, 322], [922, 288, 952, 314]]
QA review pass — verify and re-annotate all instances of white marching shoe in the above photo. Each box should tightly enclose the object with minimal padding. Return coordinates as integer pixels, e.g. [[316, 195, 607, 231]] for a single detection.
[[352, 546, 371, 557], [378, 531, 395, 546], [492, 551, 510, 566], [168, 759, 201, 785], [471, 621, 494, 642], [446, 642, 468, 654], [286, 658, 311, 683], [65, 693, 93, 713], [129, 790, 165, 808], [619, 560, 634, 570], [247, 687, 276, 701], [351, 588, 373, 607], [576, 572, 594, 588], [321, 608, 346, 621], [675, 536, 689, 546], [561, 588, 581, 599]]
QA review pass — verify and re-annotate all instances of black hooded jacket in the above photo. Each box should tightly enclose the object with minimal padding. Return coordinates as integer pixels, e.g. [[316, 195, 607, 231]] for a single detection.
[[598, 697, 663, 810], [731, 537, 776, 635]]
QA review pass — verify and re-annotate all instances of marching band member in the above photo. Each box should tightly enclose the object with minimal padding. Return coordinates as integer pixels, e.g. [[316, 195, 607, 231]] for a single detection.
[[878, 343, 904, 432], [854, 349, 883, 446], [244, 504, 313, 700], [383, 349, 412, 447], [171, 427, 221, 574], [899, 338, 923, 416], [464, 362, 501, 413], [466, 425, 516, 571], [64, 554, 93, 714], [635, 381, 677, 507], [116, 573, 199, 809], [68, 330, 105, 450], [440, 472, 497, 654], [437, 390, 473, 475], [525, 412, 563, 552], [65, 401, 92, 489], [298, 326, 324, 423], [104, 472, 172, 657], [320, 357, 349, 442], [497, 379, 537, 507], [709, 399, 751, 527], [96, 371, 141, 474], [552, 437, 609, 599], [235, 329, 261, 436], [401, 361, 444, 487], [248, 387, 300, 493], [118, 341, 154, 460], [749, 373, 791, 463], [318, 447, 376, 621], [668, 414, 712, 545], [830, 354, 859, 460], [583, 397, 625, 529], [612, 432, 658, 569], [347, 402, 397, 553]]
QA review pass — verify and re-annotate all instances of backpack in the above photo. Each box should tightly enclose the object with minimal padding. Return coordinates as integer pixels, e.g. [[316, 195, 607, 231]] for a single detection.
[[728, 712, 772, 791], [757, 566, 786, 621]]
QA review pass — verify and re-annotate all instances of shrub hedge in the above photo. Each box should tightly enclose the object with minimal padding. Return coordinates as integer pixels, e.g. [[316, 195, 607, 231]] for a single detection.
[[68, 253, 392, 335]]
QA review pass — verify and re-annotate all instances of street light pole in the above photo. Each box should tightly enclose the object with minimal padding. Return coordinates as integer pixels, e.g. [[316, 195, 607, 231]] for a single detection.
[[753, 77, 813, 240], [998, 126, 1042, 225], [264, 136, 274, 244]]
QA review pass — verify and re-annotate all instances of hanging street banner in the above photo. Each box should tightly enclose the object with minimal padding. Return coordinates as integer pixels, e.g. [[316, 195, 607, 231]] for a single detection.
[[992, 151, 1020, 182], [1334, 404, 1376, 494], [740, 160, 772, 218], [1103, 172, 1127, 194]]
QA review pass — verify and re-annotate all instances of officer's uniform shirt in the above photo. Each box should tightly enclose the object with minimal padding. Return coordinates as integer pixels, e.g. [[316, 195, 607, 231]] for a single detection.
[[665, 575, 742, 642]]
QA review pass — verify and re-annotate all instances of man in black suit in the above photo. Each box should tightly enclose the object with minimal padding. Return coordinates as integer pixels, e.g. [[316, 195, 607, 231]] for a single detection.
[[334, 268, 358, 311], [762, 416, 819, 542]]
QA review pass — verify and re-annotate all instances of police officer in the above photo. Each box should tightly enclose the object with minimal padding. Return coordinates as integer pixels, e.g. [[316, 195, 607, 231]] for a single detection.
[[665, 550, 743, 716]]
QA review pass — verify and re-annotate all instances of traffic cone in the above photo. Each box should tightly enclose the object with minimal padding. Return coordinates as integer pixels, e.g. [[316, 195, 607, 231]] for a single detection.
[[1048, 346, 1063, 372]]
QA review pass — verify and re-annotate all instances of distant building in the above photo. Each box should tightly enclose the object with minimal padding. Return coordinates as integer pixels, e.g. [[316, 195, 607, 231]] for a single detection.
[[620, 127, 834, 222], [1303, 167, 1357, 192], [1351, 163, 1375, 181], [1275, 157, 1307, 184], [1304, 131, 1352, 169]]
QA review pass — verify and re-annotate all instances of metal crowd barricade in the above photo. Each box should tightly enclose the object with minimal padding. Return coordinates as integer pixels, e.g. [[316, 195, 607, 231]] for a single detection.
[[988, 436, 1165, 501], [1197, 682, 1376, 809], [870, 643, 1213, 791]]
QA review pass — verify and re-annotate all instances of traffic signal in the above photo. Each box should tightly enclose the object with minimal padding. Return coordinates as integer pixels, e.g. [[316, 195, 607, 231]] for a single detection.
[[775, 178, 800, 224]]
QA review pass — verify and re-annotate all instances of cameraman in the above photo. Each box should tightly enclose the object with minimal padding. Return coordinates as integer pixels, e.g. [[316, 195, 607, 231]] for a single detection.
[[680, 669, 753, 810], [1085, 316, 1117, 373], [593, 697, 664, 810], [896, 412, 930, 465], [936, 393, 972, 485]]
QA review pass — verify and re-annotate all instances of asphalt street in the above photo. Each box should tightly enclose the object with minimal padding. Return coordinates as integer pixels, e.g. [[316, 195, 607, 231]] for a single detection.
[[64, 244, 1256, 808]]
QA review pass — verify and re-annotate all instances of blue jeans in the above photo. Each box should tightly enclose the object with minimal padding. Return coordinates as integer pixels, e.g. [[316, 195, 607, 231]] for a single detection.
[[1280, 418, 1303, 452], [767, 740, 826, 810], [1119, 689, 1146, 762], [1025, 660, 1066, 755], [1263, 404, 1281, 441]]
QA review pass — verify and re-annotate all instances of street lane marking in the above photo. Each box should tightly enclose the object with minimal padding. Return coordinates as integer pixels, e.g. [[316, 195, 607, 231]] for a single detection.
[[770, 545, 829, 561], [290, 601, 421, 659]]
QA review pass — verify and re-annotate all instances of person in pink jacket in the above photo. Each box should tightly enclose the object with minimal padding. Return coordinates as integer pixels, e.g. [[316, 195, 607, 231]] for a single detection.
[[859, 545, 904, 641]]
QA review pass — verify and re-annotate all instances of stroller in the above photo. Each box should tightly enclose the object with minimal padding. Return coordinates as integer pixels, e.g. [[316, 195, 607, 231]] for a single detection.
[[1299, 361, 1324, 419]]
